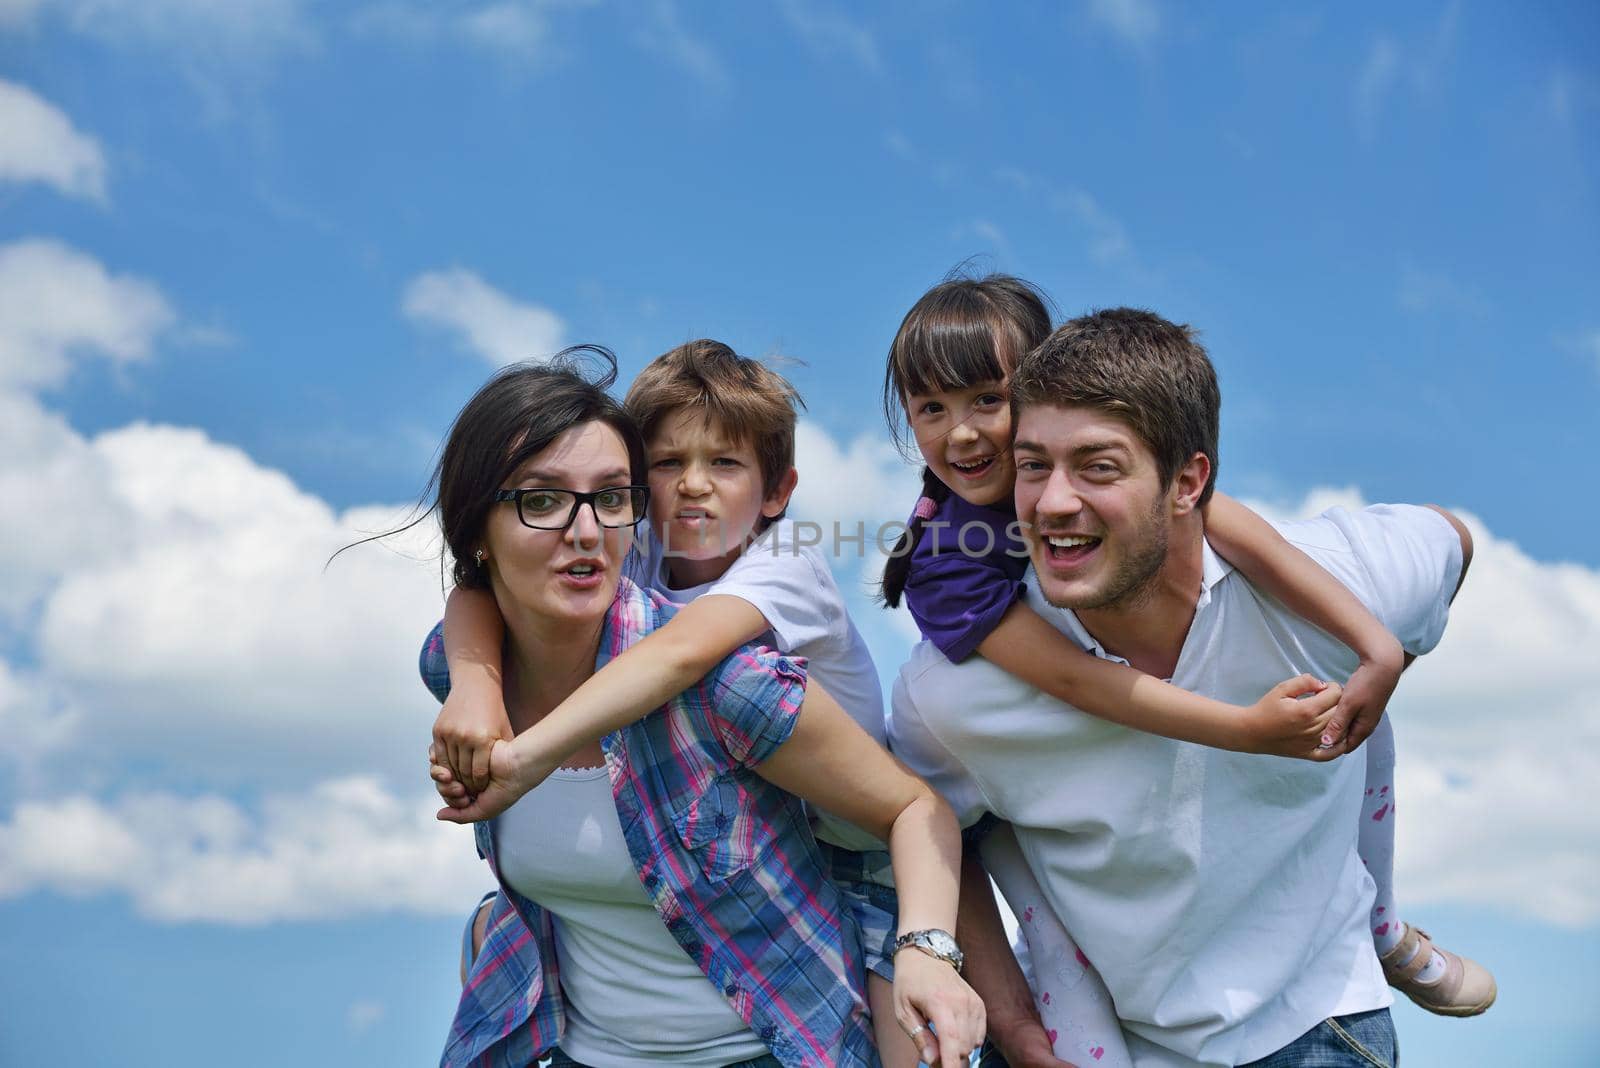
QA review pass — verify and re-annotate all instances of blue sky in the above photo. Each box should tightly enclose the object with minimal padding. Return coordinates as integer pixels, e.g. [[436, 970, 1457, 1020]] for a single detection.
[[1, 2, 1596, 1065]]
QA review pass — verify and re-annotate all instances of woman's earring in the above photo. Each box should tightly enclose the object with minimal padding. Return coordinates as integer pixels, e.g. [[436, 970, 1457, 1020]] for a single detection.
[[473, 549, 487, 565]]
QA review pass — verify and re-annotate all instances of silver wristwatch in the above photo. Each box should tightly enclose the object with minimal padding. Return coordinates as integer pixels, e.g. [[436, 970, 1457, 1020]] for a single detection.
[[892, 928, 964, 971]]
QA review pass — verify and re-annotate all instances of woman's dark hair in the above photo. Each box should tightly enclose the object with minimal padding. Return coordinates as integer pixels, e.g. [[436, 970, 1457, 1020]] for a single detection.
[[879, 272, 1053, 608], [339, 345, 649, 591], [332, 347, 643, 585]]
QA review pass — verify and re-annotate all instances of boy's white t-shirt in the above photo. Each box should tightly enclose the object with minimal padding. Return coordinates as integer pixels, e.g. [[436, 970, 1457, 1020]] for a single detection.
[[634, 518, 887, 851], [889, 505, 1464, 1067]]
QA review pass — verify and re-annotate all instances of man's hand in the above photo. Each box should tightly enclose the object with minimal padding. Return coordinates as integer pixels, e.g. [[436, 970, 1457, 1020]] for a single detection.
[[986, 1011, 1081, 1068], [1324, 643, 1404, 755], [433, 681, 514, 795], [1239, 674, 1345, 761]]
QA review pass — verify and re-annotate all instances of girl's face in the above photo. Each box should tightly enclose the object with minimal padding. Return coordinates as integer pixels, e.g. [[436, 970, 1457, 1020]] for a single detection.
[[481, 420, 638, 629], [904, 378, 1015, 508]]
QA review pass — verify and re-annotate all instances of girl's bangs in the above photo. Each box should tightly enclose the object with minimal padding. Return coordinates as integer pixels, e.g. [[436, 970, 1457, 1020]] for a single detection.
[[892, 315, 1009, 397]]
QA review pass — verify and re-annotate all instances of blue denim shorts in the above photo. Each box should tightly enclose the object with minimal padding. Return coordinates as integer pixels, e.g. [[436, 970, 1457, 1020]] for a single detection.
[[1239, 1008, 1398, 1068], [547, 1052, 780, 1068]]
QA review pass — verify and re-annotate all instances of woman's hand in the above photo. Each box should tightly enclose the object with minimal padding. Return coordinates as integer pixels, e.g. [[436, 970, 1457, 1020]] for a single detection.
[[1238, 674, 1345, 761], [893, 949, 987, 1068]]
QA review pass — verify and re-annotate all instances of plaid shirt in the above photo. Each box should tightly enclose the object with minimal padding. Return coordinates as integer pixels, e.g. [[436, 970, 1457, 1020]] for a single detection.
[[421, 577, 878, 1068]]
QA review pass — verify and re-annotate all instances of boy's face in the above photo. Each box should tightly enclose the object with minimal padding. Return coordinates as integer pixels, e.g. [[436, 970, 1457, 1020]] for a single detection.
[[646, 407, 792, 581]]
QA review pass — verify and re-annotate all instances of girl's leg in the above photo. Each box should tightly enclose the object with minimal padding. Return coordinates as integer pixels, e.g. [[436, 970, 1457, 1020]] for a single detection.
[[980, 824, 1132, 1068], [1359, 715, 1405, 957], [1364, 714, 1496, 1015]]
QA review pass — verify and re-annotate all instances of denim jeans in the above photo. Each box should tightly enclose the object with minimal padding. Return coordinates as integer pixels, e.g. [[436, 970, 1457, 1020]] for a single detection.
[[1238, 1008, 1398, 1068], [546, 1051, 781, 1068]]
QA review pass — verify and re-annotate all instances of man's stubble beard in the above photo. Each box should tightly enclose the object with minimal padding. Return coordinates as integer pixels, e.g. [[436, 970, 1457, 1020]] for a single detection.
[[1044, 491, 1170, 613]]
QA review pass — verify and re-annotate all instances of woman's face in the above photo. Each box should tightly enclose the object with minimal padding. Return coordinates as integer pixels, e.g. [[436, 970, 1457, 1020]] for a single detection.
[[481, 420, 638, 629]]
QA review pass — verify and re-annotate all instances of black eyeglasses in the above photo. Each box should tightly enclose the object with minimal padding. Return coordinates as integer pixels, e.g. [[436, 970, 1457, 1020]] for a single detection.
[[493, 485, 651, 531]]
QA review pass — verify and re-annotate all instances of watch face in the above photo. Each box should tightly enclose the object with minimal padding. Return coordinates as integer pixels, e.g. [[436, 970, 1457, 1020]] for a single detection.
[[924, 930, 959, 956]]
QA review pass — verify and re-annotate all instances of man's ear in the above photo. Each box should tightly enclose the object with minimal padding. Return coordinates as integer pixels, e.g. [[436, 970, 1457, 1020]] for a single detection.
[[763, 466, 799, 518], [1170, 452, 1212, 516]]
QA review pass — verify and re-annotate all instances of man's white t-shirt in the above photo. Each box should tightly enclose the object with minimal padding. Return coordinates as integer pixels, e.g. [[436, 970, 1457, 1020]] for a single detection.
[[636, 518, 887, 852], [889, 505, 1463, 1067]]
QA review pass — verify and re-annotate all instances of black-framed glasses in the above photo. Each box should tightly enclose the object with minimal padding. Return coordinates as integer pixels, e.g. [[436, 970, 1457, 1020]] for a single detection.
[[493, 485, 651, 531]]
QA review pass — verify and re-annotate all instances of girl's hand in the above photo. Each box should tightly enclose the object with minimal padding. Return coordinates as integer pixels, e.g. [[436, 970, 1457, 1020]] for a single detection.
[[893, 949, 987, 1068], [1240, 675, 1345, 762], [1322, 641, 1404, 754]]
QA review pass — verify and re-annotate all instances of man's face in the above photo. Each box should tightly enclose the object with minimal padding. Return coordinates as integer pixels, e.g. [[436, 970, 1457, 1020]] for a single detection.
[[1013, 403, 1172, 611]]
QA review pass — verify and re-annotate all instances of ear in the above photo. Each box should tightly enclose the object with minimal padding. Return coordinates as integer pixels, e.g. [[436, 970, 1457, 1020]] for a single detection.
[[1170, 452, 1211, 516], [763, 466, 799, 518]]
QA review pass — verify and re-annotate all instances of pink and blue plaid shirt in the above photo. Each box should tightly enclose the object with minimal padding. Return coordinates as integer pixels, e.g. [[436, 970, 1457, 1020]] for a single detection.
[[421, 577, 878, 1068]]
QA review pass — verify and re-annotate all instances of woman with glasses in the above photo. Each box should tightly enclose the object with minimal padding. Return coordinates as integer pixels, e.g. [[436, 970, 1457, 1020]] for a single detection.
[[418, 348, 984, 1068]]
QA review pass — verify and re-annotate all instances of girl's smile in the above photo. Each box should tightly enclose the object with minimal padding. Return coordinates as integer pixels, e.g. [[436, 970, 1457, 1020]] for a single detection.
[[905, 379, 1015, 508]]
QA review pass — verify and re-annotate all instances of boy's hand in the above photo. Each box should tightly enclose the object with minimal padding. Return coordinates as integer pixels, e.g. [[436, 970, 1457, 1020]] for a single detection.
[[433, 682, 514, 795], [1240, 674, 1345, 762], [433, 739, 533, 824], [1323, 643, 1404, 755]]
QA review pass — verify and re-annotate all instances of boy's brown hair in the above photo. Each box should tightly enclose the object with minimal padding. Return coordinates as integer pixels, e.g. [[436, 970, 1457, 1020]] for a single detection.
[[624, 338, 805, 496], [1012, 307, 1221, 506]]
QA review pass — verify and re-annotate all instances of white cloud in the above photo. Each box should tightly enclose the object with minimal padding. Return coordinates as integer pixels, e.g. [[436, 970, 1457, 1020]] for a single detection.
[[402, 267, 565, 366], [0, 0, 43, 26], [0, 79, 108, 203], [1354, 35, 1401, 141], [0, 779, 491, 923], [1397, 262, 1489, 317], [351, 0, 594, 63], [1353, 4, 1459, 141], [15, 419, 450, 783], [1053, 186, 1134, 265], [778, 0, 880, 74], [790, 419, 922, 538], [635, 0, 728, 93], [1086, 0, 1160, 44], [347, 999, 387, 1033], [1253, 489, 1600, 927], [0, 238, 176, 390], [18, 0, 316, 61]]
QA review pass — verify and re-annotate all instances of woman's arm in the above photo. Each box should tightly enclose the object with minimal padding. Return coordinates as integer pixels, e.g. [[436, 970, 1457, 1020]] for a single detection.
[[977, 604, 1346, 760], [753, 683, 985, 1068], [1205, 492, 1406, 752], [436, 674, 987, 1066]]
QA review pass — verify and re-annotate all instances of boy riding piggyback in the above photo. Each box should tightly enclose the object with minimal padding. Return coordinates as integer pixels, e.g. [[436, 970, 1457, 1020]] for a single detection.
[[426, 340, 929, 1066]]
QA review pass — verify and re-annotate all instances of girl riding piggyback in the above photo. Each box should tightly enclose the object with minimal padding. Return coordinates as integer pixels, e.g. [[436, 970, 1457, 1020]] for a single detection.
[[878, 274, 1490, 1065]]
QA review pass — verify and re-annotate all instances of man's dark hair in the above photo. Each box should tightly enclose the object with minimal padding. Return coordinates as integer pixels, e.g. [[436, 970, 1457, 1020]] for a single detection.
[[1011, 308, 1220, 505]]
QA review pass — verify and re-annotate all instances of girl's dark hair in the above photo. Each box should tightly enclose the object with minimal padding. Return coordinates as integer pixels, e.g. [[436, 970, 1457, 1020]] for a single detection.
[[342, 346, 648, 589], [879, 272, 1052, 608]]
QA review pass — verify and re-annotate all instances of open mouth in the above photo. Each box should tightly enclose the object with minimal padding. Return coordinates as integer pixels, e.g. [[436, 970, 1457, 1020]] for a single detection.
[[1042, 533, 1101, 566], [559, 560, 606, 585], [948, 456, 996, 479]]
